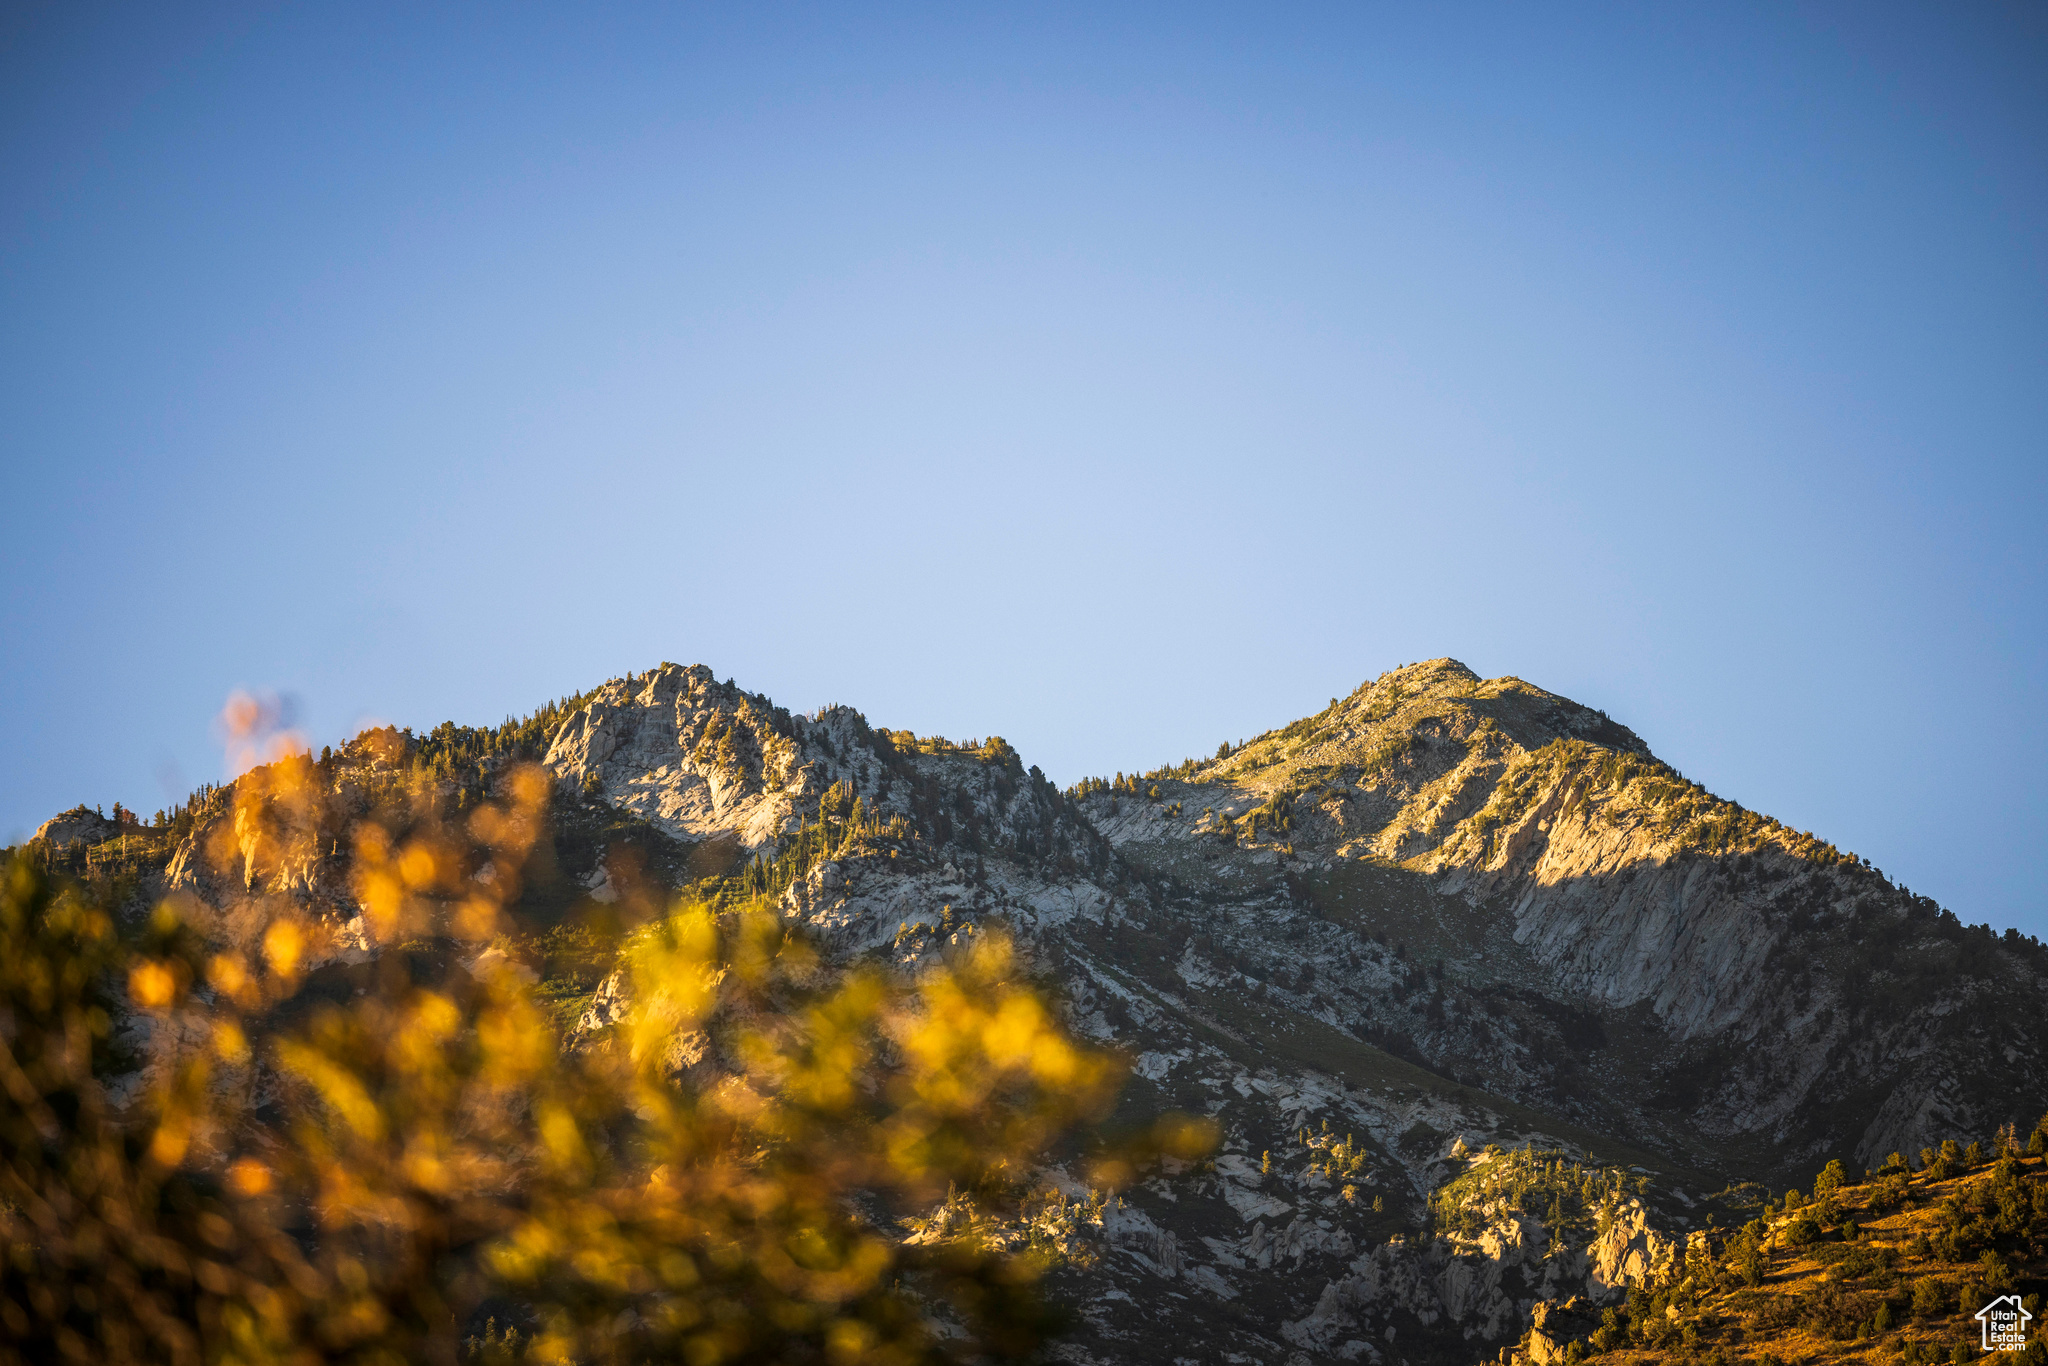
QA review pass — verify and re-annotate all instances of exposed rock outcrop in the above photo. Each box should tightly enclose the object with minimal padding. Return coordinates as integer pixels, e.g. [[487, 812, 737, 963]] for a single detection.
[[33, 805, 124, 848], [543, 665, 808, 851], [1587, 1199, 1678, 1296], [1524, 1298, 1601, 1366]]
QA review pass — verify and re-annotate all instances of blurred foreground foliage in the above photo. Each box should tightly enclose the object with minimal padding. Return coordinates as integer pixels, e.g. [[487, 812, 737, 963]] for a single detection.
[[0, 755, 1136, 1366]]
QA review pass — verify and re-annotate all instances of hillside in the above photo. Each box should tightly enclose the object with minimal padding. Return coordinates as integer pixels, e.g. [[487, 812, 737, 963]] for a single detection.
[[1505, 1144, 2048, 1366], [13, 657, 2047, 1366]]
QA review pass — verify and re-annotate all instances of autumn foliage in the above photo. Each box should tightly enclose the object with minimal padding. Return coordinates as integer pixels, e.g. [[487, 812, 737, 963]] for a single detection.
[[0, 754, 1125, 1366]]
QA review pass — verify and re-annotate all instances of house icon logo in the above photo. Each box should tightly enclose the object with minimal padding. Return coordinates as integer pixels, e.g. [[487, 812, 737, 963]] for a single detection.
[[1976, 1294, 2031, 1353]]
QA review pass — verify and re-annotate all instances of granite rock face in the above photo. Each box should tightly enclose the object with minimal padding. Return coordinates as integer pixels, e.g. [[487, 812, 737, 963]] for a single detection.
[[542, 664, 808, 852], [539, 663, 1111, 876], [1587, 1200, 1678, 1296]]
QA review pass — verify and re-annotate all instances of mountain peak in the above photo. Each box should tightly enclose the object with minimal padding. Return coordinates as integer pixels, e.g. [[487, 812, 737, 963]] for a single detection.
[[1367, 656, 1481, 688], [1199, 658, 1646, 803]]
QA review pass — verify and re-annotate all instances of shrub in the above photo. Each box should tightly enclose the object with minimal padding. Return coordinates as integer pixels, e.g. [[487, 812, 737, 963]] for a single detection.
[[0, 756, 1143, 1366], [1870, 1171, 1911, 1211]]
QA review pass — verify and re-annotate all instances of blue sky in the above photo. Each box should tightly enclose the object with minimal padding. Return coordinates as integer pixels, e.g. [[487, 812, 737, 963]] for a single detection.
[[3, 3, 2043, 935]]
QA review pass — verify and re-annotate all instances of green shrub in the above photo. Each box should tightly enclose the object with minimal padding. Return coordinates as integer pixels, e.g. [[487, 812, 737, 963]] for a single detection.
[[1911, 1277, 1951, 1318]]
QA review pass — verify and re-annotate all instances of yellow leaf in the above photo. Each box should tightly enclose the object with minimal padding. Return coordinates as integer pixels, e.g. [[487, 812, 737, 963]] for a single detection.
[[128, 959, 179, 1009]]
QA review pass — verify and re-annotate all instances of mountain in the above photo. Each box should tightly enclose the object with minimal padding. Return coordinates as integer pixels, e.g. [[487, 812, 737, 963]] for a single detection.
[[513, 658, 2048, 1363], [23, 657, 2048, 1365], [539, 658, 2047, 1169], [1078, 658, 2048, 1172]]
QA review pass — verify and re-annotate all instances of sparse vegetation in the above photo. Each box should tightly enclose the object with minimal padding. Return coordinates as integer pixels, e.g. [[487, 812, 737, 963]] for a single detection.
[[1431, 1144, 1641, 1240], [1541, 1141, 2048, 1365]]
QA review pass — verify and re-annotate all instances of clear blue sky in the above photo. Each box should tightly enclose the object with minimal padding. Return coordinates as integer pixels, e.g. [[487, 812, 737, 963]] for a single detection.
[[3, 3, 2043, 935]]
